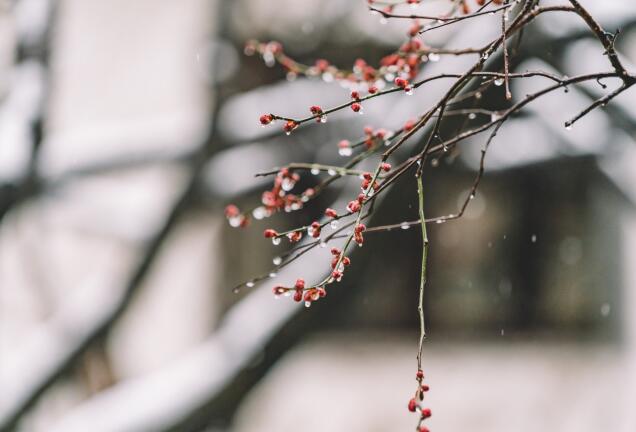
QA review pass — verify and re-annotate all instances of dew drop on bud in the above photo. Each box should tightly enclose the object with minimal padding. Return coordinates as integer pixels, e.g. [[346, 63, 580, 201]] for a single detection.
[[304, 301, 312, 308], [494, 78, 504, 86], [273, 256, 282, 265]]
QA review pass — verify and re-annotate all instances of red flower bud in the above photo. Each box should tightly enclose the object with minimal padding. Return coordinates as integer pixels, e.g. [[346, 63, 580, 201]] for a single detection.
[[295, 278, 305, 290], [408, 398, 417, 412], [395, 77, 408, 88], [260, 114, 274, 125], [347, 200, 361, 213], [287, 231, 302, 242], [325, 208, 338, 218], [351, 102, 362, 112], [381, 162, 391, 171], [283, 120, 298, 134], [421, 408, 432, 419], [263, 229, 278, 238], [224, 204, 240, 218], [350, 90, 360, 100]]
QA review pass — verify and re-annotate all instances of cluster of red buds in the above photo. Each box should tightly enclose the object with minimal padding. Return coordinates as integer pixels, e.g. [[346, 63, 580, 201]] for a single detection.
[[225, 168, 316, 229], [261, 168, 304, 213], [360, 172, 380, 194], [354, 223, 366, 246], [408, 369, 432, 432], [272, 278, 327, 307], [329, 247, 352, 282], [309, 105, 327, 123]]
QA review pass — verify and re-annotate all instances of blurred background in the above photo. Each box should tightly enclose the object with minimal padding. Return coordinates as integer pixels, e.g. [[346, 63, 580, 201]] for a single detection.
[[1, 0, 636, 431]]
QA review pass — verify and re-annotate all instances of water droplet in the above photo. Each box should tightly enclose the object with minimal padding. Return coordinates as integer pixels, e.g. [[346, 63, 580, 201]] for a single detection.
[[468, 113, 476, 120], [494, 78, 504, 86], [475, 91, 482, 99], [436, 219, 445, 224], [500, 329, 505, 336], [482, 52, 490, 60], [272, 237, 281, 245], [319, 115, 328, 123], [252, 206, 267, 220], [405, 87, 414, 96], [531, 234, 537, 243], [600, 303, 611, 317], [327, 169, 337, 176], [269, 272, 277, 278], [565, 124, 572, 131], [273, 256, 282, 265], [304, 301, 312, 307], [246, 281, 255, 288], [428, 53, 440, 62], [330, 220, 339, 229], [282, 178, 295, 191], [232, 287, 240, 294], [431, 159, 439, 167], [320, 242, 327, 248], [311, 167, 320, 175], [338, 147, 353, 157], [322, 72, 334, 83], [400, 222, 410, 230], [228, 216, 242, 228], [285, 131, 291, 136]]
